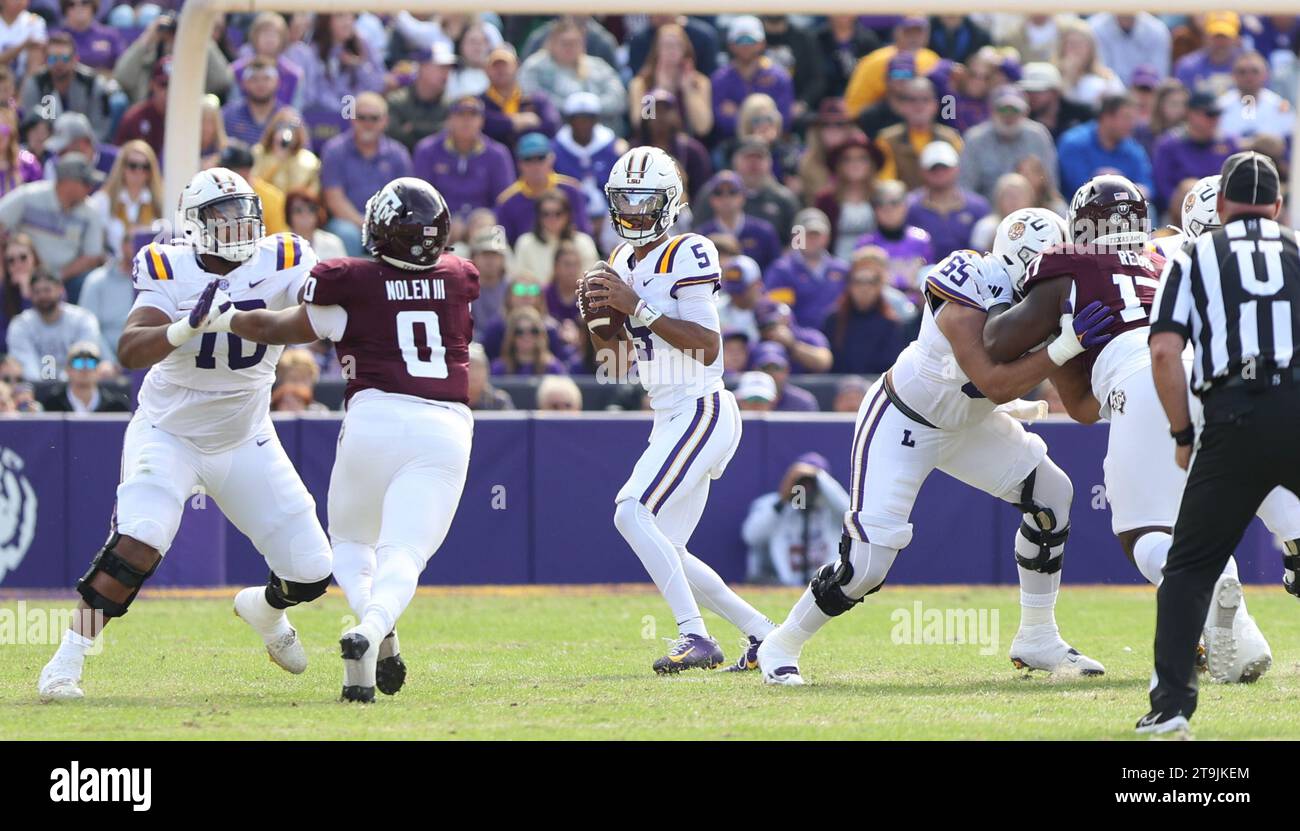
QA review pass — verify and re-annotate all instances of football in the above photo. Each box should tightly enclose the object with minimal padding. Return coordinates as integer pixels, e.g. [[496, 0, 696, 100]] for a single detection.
[[579, 263, 628, 340]]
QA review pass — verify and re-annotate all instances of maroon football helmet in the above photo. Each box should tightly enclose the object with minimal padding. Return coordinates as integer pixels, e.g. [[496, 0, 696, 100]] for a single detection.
[[362, 177, 450, 271], [1067, 174, 1150, 250]]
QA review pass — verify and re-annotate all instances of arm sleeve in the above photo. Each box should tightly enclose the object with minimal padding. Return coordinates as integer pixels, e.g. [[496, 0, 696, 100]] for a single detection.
[[304, 304, 349, 341], [1149, 246, 1194, 339], [675, 285, 722, 333]]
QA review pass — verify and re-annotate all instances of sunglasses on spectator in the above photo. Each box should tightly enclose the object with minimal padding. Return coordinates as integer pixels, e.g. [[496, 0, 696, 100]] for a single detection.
[[125, 160, 151, 172], [875, 198, 905, 208], [291, 202, 319, 214], [69, 357, 99, 370], [47, 53, 75, 65], [6, 253, 30, 265], [511, 284, 542, 297], [0, 374, 20, 384], [515, 327, 541, 336], [712, 187, 741, 197], [519, 154, 549, 163]]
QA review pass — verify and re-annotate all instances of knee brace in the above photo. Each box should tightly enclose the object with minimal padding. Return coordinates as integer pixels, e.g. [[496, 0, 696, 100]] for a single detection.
[[264, 570, 331, 610], [1012, 465, 1071, 574], [1283, 539, 1300, 598], [76, 531, 160, 618], [811, 534, 887, 617]]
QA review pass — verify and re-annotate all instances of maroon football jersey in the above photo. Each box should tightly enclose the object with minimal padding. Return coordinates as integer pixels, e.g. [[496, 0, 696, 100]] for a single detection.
[[1023, 244, 1165, 376], [305, 254, 480, 404]]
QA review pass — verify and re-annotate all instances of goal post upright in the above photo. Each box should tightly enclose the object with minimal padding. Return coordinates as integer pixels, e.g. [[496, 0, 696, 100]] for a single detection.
[[167, 0, 1300, 225]]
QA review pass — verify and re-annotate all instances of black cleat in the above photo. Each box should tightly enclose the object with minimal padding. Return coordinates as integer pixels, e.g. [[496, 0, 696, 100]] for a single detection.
[[376, 631, 406, 696]]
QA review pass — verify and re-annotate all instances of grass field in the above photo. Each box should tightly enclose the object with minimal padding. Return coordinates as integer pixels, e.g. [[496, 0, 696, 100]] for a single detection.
[[1, 584, 1297, 740]]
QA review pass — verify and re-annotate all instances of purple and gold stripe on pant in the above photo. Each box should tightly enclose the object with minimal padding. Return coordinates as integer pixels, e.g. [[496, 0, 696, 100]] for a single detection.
[[276, 232, 302, 271], [845, 385, 891, 541], [641, 391, 721, 514]]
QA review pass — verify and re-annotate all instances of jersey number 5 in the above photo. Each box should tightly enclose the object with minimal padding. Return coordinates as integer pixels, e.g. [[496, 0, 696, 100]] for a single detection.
[[397, 310, 448, 379]]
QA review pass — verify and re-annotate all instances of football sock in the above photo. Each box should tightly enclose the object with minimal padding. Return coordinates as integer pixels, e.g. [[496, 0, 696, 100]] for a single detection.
[[614, 500, 707, 637], [1015, 526, 1063, 628], [51, 629, 94, 673], [332, 541, 377, 617], [361, 542, 424, 646], [243, 587, 293, 643], [679, 548, 774, 639], [770, 588, 830, 651]]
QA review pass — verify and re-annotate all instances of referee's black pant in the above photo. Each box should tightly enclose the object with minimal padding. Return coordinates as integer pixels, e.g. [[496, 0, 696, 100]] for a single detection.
[[1151, 380, 1300, 719]]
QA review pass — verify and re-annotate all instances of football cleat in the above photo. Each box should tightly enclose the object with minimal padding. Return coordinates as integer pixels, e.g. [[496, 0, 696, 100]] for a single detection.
[[1135, 710, 1192, 738], [1009, 624, 1105, 676], [1231, 609, 1271, 684], [756, 633, 806, 685], [37, 661, 84, 703], [1203, 575, 1242, 684], [233, 586, 307, 674], [720, 636, 762, 672], [652, 633, 724, 674], [340, 630, 377, 703], [376, 630, 407, 695]]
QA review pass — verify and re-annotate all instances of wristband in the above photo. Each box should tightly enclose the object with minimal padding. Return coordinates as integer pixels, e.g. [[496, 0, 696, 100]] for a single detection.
[[1170, 424, 1195, 447], [165, 319, 198, 347], [1046, 333, 1083, 367], [633, 299, 663, 327]]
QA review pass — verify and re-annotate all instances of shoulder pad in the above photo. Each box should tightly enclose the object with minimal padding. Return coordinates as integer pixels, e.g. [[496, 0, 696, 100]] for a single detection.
[[922, 249, 983, 312]]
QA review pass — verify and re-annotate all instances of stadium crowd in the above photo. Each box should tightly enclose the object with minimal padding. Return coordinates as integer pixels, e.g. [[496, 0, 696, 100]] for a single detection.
[[0, 5, 1295, 413]]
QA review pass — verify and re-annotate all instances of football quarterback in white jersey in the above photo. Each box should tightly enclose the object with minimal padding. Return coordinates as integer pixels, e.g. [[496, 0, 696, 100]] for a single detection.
[[37, 169, 332, 702], [582, 147, 775, 674], [758, 237, 1117, 685]]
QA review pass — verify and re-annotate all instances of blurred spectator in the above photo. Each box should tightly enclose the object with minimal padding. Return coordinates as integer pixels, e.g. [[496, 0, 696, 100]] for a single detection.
[[817, 16, 881, 106], [494, 131, 589, 245], [1129, 67, 1170, 157], [537, 374, 582, 411], [856, 179, 933, 299], [386, 40, 455, 151], [760, 15, 824, 124], [467, 341, 514, 410], [960, 85, 1058, 201], [0, 379, 14, 413], [544, 241, 584, 352], [755, 299, 833, 374], [710, 16, 794, 141], [904, 142, 989, 260], [21, 31, 118, 142], [717, 253, 763, 342], [480, 44, 560, 149], [1054, 18, 1125, 108], [469, 225, 510, 335], [721, 329, 751, 378], [114, 11, 232, 102], [734, 369, 777, 411], [751, 341, 818, 411], [1002, 14, 1077, 65], [219, 142, 286, 235], [553, 91, 626, 230], [230, 12, 302, 108], [725, 93, 799, 185], [1152, 90, 1235, 213], [252, 108, 320, 196], [815, 132, 880, 259], [741, 452, 848, 585], [222, 56, 279, 147], [77, 230, 142, 358], [1174, 12, 1243, 95], [480, 274, 565, 361], [491, 306, 566, 376], [414, 95, 515, 219], [1020, 62, 1094, 140], [627, 21, 713, 140], [0, 0, 45, 79], [1015, 155, 1068, 216], [633, 88, 711, 202], [796, 99, 855, 202], [823, 246, 905, 375], [38, 340, 127, 412], [939, 50, 998, 132], [0, 104, 40, 197], [833, 375, 870, 413], [766, 207, 850, 329], [5, 270, 99, 380], [320, 92, 413, 255], [0, 152, 105, 293], [1089, 14, 1172, 85], [515, 188, 597, 285], [970, 172, 1036, 252], [875, 78, 962, 189], [113, 55, 168, 157], [1057, 93, 1153, 196], [627, 15, 719, 79], [928, 16, 992, 63], [727, 139, 798, 239], [87, 139, 159, 254], [1217, 51, 1293, 142], [1, 230, 38, 309], [446, 21, 494, 101], [284, 188, 345, 261], [43, 111, 115, 182], [270, 382, 314, 413], [200, 94, 229, 169], [275, 346, 320, 389], [519, 15, 619, 69], [288, 12, 385, 114], [518, 16, 624, 130], [854, 51, 915, 138], [844, 16, 940, 116], [694, 170, 781, 269]]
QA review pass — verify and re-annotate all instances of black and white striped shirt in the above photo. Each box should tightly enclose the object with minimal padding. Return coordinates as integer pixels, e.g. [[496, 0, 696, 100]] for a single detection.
[[1150, 216, 1300, 392]]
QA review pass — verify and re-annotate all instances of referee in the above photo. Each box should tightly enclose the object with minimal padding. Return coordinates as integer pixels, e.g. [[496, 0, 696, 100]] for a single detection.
[[1141, 151, 1300, 735]]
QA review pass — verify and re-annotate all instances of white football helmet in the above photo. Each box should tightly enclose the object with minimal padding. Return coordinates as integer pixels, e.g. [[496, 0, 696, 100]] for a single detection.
[[605, 147, 684, 245], [1181, 175, 1222, 239], [992, 208, 1068, 295], [177, 167, 265, 262]]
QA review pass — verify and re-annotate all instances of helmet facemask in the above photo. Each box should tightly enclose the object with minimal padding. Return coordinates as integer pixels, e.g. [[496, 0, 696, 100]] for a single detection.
[[186, 195, 264, 262], [606, 186, 676, 245]]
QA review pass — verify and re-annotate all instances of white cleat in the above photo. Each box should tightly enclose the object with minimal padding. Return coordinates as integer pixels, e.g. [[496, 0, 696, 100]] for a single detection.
[[1230, 608, 1271, 684], [1204, 576, 1242, 684], [37, 661, 84, 702], [1009, 625, 1105, 676], [1135, 712, 1192, 739], [233, 586, 307, 674], [756, 632, 807, 686]]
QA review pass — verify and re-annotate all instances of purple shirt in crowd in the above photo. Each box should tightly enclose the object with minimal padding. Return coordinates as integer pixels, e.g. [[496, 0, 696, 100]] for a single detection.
[[221, 100, 275, 147], [855, 225, 935, 297], [413, 131, 517, 218], [763, 250, 851, 330], [58, 23, 122, 72], [694, 215, 783, 270], [773, 382, 820, 412], [710, 58, 795, 139], [319, 131, 414, 213], [544, 283, 581, 325], [1152, 132, 1237, 210], [1174, 49, 1241, 95], [493, 174, 591, 244], [230, 54, 303, 108], [903, 190, 989, 261], [481, 89, 561, 148]]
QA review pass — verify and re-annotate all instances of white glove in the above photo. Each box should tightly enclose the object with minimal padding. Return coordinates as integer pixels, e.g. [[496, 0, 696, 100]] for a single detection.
[[995, 398, 1050, 423], [973, 255, 1014, 311], [1046, 306, 1086, 366], [168, 284, 233, 345]]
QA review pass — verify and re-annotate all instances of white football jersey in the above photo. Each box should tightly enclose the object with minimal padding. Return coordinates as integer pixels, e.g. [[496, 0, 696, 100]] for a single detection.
[[888, 250, 999, 430], [1153, 231, 1188, 260], [131, 232, 316, 452], [609, 233, 725, 412]]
